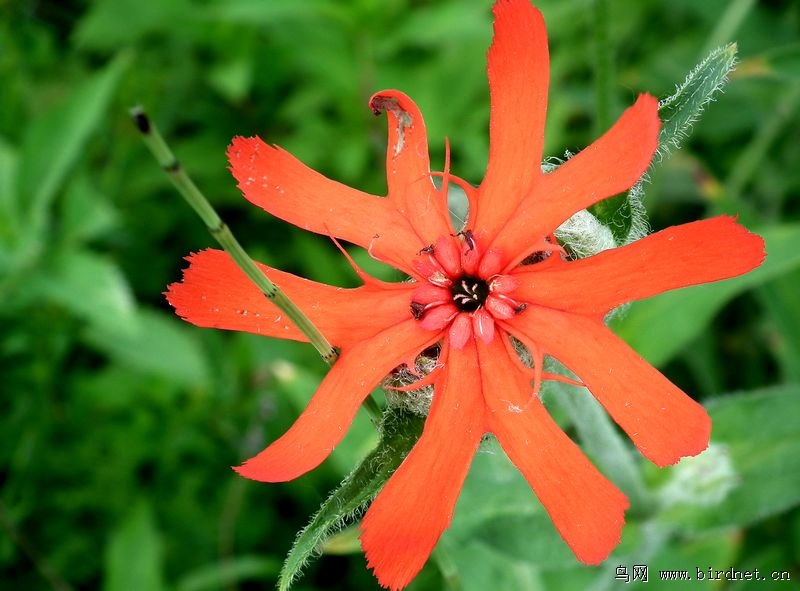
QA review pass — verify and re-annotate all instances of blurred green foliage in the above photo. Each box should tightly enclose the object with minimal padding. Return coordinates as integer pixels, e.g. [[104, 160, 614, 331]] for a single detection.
[[1, 0, 799, 589]]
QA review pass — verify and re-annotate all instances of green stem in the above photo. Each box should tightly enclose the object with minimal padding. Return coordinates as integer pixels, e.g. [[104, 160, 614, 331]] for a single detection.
[[130, 107, 384, 422], [592, 0, 614, 135], [587, 0, 632, 244]]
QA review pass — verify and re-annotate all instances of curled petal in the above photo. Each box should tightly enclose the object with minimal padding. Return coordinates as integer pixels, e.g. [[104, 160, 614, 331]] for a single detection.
[[361, 342, 485, 590], [489, 274, 519, 294], [477, 248, 504, 278], [412, 257, 447, 285], [370, 90, 454, 245], [235, 320, 438, 482], [462, 241, 482, 276]]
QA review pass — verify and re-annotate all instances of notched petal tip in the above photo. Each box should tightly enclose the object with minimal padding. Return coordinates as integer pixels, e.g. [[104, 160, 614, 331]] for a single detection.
[[230, 461, 270, 482], [720, 214, 767, 270], [646, 399, 712, 468], [232, 454, 294, 483], [226, 135, 289, 202], [227, 135, 266, 174]]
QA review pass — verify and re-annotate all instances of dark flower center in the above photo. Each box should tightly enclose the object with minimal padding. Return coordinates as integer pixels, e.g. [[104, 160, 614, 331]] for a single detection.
[[450, 276, 489, 312]]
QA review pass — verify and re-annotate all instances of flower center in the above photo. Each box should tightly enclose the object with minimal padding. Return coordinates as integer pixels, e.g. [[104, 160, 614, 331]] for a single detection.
[[451, 276, 489, 312], [409, 231, 528, 349]]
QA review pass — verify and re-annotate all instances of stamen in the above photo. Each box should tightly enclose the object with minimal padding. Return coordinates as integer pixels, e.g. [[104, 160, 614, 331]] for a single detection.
[[410, 301, 426, 319], [456, 229, 476, 251]]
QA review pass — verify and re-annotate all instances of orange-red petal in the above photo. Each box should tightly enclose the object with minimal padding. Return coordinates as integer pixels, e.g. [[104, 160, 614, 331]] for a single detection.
[[478, 337, 628, 563], [472, 0, 549, 238], [227, 136, 421, 274], [512, 216, 766, 318], [370, 91, 454, 246], [361, 341, 486, 590], [166, 249, 415, 350], [506, 307, 711, 467], [235, 319, 439, 483], [491, 94, 660, 269]]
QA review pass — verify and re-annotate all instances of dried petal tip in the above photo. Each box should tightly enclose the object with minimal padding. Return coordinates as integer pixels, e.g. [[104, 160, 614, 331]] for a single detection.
[[370, 93, 406, 120]]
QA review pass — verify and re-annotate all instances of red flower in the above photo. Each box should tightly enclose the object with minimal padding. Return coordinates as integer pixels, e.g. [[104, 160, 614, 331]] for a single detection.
[[167, 0, 765, 588]]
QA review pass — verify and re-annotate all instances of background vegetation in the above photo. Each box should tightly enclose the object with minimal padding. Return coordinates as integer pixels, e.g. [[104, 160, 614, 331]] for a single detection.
[[1, 0, 799, 589]]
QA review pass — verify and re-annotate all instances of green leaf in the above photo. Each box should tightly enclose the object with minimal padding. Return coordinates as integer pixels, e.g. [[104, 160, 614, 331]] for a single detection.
[[175, 555, 280, 591], [613, 223, 800, 368], [199, 0, 330, 26], [443, 438, 579, 571], [278, 408, 424, 591], [318, 524, 362, 555], [60, 173, 120, 244], [83, 308, 210, 387], [103, 500, 166, 591], [660, 384, 800, 532], [614, 528, 738, 591], [206, 57, 254, 103], [74, 0, 194, 49], [33, 248, 138, 336], [657, 43, 738, 158], [757, 269, 800, 382], [441, 538, 547, 591], [14, 52, 130, 259]]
